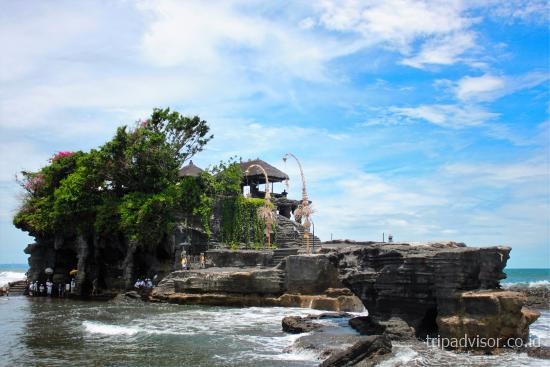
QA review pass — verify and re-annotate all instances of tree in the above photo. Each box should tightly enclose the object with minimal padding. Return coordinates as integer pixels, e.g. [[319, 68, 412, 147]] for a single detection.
[[14, 108, 214, 250]]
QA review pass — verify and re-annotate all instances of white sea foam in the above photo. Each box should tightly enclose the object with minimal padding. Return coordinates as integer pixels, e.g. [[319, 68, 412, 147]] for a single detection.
[[83, 321, 140, 336], [0, 271, 26, 287], [530, 311, 550, 346], [501, 280, 550, 289], [82, 306, 326, 364], [528, 280, 550, 288], [377, 345, 419, 367]]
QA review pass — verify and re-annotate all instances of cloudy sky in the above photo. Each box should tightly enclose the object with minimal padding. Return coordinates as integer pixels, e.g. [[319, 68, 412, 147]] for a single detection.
[[1, 0, 548, 267]]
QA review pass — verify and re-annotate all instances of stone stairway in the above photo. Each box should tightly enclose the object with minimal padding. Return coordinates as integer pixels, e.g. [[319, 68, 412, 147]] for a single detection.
[[274, 215, 321, 249], [8, 280, 27, 295], [271, 248, 299, 267], [275, 269, 287, 292]]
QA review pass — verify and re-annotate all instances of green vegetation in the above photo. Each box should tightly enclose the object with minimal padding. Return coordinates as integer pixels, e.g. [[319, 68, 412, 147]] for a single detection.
[[13, 108, 274, 251], [14, 108, 214, 249], [220, 196, 267, 249]]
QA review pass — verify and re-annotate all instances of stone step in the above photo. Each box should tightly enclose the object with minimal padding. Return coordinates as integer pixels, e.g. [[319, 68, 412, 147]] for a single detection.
[[8, 280, 28, 294], [270, 248, 299, 266]]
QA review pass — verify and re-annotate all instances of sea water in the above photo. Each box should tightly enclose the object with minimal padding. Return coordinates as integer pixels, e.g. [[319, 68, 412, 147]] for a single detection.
[[501, 268, 550, 288], [1, 265, 548, 366]]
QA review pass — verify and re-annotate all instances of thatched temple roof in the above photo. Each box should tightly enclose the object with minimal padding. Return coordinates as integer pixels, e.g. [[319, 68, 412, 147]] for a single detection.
[[240, 158, 289, 184], [178, 160, 203, 177]]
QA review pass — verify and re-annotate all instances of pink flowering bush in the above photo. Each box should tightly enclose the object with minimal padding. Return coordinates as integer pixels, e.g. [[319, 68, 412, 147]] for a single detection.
[[139, 119, 150, 128], [50, 151, 75, 162], [22, 173, 45, 193]]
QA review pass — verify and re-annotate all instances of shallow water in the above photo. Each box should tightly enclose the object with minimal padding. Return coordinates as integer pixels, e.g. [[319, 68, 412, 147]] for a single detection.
[[1, 296, 344, 367]]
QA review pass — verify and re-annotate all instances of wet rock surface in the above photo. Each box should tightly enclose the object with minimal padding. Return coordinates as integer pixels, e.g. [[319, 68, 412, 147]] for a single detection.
[[436, 290, 540, 350], [348, 316, 415, 341], [507, 286, 549, 310], [318, 335, 392, 367], [525, 346, 550, 360], [282, 316, 323, 334], [329, 243, 535, 342]]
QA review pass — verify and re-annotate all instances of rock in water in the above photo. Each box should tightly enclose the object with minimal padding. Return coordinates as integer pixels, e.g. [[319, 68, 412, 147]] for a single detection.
[[319, 335, 392, 367], [437, 290, 540, 350], [348, 316, 386, 335], [281, 316, 322, 334], [331, 244, 530, 340], [526, 346, 550, 360]]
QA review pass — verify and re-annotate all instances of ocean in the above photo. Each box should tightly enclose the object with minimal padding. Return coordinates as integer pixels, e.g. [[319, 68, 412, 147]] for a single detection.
[[1, 265, 548, 366]]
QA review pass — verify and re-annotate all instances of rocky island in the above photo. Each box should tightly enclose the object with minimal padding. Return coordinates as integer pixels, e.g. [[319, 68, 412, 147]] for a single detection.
[[13, 108, 543, 364]]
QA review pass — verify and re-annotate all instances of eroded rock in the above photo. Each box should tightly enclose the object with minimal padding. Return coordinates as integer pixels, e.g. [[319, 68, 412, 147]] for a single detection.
[[437, 290, 540, 350], [319, 335, 392, 367], [282, 316, 323, 334]]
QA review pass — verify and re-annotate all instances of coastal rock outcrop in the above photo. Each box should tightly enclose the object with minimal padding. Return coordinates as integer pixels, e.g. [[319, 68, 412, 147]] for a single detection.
[[151, 266, 365, 312], [437, 290, 540, 349], [328, 242, 539, 347], [153, 242, 539, 347]]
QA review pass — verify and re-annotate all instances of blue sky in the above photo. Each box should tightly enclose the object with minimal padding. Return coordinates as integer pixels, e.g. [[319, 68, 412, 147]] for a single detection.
[[0, 0, 548, 268]]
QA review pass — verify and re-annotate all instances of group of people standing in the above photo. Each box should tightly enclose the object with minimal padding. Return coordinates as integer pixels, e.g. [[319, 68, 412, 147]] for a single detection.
[[28, 278, 75, 297], [133, 277, 155, 289], [181, 252, 206, 270]]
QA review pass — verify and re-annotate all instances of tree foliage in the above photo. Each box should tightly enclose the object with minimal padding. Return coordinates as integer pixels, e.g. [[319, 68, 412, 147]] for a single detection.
[[13, 107, 274, 252], [14, 108, 214, 249]]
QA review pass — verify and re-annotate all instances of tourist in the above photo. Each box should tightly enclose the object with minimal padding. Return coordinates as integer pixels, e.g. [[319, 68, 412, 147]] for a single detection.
[[92, 278, 98, 296], [39, 283, 45, 295], [199, 253, 205, 269], [58, 283, 64, 297], [146, 278, 153, 288], [181, 256, 188, 270], [70, 278, 76, 293], [65, 282, 70, 295], [46, 281, 53, 296]]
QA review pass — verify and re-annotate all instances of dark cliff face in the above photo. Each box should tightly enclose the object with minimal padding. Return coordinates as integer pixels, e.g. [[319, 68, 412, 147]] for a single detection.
[[24, 230, 185, 294], [23, 214, 307, 295], [330, 243, 511, 338]]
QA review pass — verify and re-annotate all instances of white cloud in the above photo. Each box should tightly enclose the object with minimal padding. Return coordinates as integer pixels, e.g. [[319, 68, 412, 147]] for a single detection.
[[455, 72, 548, 102], [402, 32, 476, 69], [443, 158, 548, 186], [0, 3, 98, 82], [456, 74, 506, 101], [0, 141, 48, 181], [390, 104, 498, 128], [137, 0, 358, 82], [299, 17, 316, 30], [318, 0, 466, 47], [139, 0, 265, 69], [317, 0, 476, 66], [478, 0, 549, 24]]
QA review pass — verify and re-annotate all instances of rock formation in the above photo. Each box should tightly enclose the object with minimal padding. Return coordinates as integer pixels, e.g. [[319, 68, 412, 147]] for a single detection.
[[436, 290, 540, 349], [281, 315, 323, 333], [151, 255, 365, 312], [327, 242, 540, 348], [318, 335, 392, 367], [22, 213, 312, 295]]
